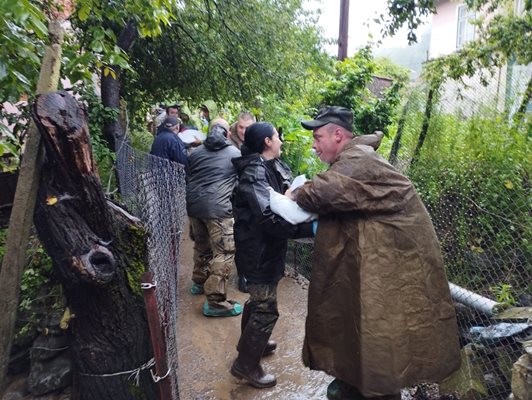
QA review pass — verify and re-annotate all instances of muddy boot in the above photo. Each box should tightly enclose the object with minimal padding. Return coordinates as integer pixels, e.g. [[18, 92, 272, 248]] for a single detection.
[[240, 304, 277, 357], [262, 340, 277, 356], [231, 327, 276, 388], [327, 378, 363, 400], [238, 274, 249, 293]]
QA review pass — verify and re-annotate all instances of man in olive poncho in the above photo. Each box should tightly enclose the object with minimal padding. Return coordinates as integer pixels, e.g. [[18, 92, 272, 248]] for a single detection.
[[291, 106, 460, 400]]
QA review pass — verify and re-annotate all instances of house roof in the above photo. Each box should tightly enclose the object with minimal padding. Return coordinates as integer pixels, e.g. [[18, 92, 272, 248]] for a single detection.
[[368, 76, 394, 99]]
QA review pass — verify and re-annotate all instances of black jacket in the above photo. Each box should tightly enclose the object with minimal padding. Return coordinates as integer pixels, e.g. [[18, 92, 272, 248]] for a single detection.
[[150, 129, 188, 167], [186, 126, 241, 219], [231, 154, 312, 284]]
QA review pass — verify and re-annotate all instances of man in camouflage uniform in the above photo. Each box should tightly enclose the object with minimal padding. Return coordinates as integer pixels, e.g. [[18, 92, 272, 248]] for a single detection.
[[186, 119, 242, 317]]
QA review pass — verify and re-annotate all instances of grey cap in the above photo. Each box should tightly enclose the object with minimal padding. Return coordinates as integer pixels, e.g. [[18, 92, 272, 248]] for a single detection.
[[301, 106, 353, 132], [163, 116, 182, 128]]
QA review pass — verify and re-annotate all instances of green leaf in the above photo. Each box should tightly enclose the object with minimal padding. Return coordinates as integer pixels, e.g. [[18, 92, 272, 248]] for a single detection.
[[11, 70, 31, 86], [78, 4, 91, 21]]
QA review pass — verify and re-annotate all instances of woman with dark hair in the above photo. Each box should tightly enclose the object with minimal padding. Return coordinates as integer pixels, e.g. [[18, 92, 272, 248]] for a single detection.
[[230, 122, 313, 388]]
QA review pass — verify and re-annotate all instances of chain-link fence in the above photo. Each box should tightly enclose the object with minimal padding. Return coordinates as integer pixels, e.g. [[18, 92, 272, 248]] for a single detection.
[[288, 65, 531, 399], [116, 139, 187, 399]]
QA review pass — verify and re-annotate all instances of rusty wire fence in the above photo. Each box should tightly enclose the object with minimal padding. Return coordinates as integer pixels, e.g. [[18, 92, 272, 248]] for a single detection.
[[287, 65, 531, 399], [116, 139, 187, 400]]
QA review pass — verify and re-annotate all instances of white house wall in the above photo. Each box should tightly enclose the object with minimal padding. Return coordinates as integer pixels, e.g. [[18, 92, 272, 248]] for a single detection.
[[437, 66, 508, 115], [429, 0, 460, 58], [429, 0, 532, 117]]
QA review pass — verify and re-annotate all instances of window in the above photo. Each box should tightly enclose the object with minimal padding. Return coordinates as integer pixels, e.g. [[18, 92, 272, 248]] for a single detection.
[[456, 4, 476, 49]]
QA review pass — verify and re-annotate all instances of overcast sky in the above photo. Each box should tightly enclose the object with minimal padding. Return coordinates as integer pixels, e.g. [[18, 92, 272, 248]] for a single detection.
[[305, 0, 429, 56]]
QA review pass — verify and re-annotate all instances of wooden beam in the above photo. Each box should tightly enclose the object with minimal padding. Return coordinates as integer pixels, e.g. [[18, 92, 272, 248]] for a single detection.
[[0, 19, 64, 391]]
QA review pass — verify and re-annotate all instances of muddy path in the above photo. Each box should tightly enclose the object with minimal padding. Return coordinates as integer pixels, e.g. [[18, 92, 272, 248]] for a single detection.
[[176, 223, 331, 399]]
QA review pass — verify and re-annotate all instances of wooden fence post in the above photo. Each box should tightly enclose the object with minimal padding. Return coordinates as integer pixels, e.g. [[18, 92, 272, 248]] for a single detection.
[[0, 18, 64, 391], [141, 272, 173, 400]]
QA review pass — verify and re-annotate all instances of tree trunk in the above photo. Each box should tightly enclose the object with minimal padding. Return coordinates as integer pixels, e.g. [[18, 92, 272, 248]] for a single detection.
[[389, 95, 413, 166], [101, 20, 138, 150], [32, 91, 156, 400], [410, 87, 435, 168], [516, 76, 531, 117]]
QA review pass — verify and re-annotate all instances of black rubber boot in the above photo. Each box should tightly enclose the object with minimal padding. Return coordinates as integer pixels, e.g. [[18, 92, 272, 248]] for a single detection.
[[238, 274, 249, 293], [231, 326, 277, 388], [262, 340, 277, 356], [327, 378, 363, 400], [240, 304, 277, 357]]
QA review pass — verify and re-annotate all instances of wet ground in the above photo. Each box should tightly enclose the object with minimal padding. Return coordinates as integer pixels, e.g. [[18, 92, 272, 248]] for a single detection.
[[0, 222, 451, 400], [177, 224, 332, 399]]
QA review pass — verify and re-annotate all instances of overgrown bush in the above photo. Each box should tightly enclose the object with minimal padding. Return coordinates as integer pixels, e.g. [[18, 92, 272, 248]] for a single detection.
[[0, 229, 64, 342], [316, 47, 405, 135], [385, 96, 531, 299]]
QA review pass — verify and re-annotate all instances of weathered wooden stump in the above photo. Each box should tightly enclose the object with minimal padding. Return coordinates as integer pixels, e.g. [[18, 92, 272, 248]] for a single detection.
[[32, 91, 156, 400]]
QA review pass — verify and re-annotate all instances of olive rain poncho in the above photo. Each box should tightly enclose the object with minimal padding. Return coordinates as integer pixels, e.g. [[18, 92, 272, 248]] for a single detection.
[[295, 140, 460, 397]]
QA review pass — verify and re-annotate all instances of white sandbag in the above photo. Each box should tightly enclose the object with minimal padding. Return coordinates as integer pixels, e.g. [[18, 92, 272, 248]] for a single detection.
[[268, 187, 317, 225]]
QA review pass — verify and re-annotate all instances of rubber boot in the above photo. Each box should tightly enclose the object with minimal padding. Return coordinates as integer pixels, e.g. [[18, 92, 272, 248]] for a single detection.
[[230, 326, 277, 388], [238, 274, 249, 293], [327, 378, 363, 400], [240, 303, 277, 356]]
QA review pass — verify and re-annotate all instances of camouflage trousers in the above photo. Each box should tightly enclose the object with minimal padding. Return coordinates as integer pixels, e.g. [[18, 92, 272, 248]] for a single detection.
[[189, 217, 235, 304]]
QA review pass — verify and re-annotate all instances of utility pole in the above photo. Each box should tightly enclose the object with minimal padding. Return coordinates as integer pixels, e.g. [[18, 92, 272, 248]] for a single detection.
[[338, 0, 350, 60]]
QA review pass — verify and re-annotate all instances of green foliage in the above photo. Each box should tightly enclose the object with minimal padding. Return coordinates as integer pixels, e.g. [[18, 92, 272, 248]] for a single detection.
[[0, 228, 7, 260], [129, 128, 154, 154], [64, 0, 176, 85], [374, 57, 412, 85], [257, 86, 331, 178], [0, 123, 21, 173], [389, 95, 531, 297], [0, 0, 46, 103], [75, 0, 174, 38], [0, 230, 64, 340], [490, 283, 517, 306], [74, 84, 117, 190], [0, 101, 30, 172], [316, 47, 406, 135], [378, 0, 436, 44], [122, 224, 148, 297], [280, 125, 326, 178], [1, 0, 327, 151], [122, 0, 328, 133], [17, 238, 63, 340]]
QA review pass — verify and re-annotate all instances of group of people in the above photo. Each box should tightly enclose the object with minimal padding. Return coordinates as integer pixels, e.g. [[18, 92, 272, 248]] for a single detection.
[[150, 105, 460, 399]]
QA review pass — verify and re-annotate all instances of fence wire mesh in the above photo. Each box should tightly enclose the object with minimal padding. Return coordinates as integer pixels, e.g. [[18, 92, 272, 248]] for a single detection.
[[288, 65, 531, 399], [116, 139, 187, 400]]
